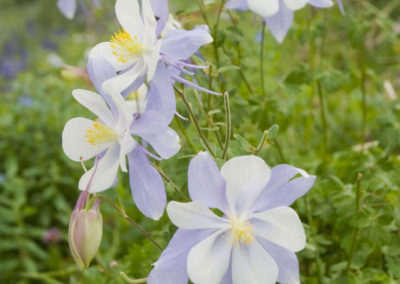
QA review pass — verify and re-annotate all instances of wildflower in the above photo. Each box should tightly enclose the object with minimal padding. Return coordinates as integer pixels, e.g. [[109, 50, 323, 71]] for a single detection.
[[89, 0, 215, 124], [148, 152, 315, 284], [226, 0, 342, 43], [62, 80, 181, 219], [43, 227, 61, 244]]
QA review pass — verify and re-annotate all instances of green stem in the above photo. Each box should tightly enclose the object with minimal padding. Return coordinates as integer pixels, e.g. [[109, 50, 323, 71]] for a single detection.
[[196, 0, 210, 26], [221, 45, 254, 94], [222, 92, 231, 160], [98, 195, 163, 251], [260, 21, 266, 97], [120, 272, 147, 284], [360, 43, 367, 144], [194, 90, 224, 150], [317, 80, 328, 161], [254, 130, 268, 155], [346, 173, 363, 273], [153, 164, 189, 202], [175, 87, 217, 158], [273, 139, 286, 163], [174, 116, 198, 152]]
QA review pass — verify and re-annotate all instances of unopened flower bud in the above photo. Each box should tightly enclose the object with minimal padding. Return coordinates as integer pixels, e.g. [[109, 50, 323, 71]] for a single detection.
[[68, 198, 102, 270]]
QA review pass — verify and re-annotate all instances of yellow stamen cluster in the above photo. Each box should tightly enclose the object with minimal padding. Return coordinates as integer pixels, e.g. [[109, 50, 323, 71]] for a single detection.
[[128, 90, 140, 100], [229, 215, 254, 245], [110, 30, 143, 63], [85, 120, 118, 146]]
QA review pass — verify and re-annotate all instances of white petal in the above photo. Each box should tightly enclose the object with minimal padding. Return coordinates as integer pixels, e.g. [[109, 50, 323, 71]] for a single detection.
[[62, 117, 107, 162], [145, 40, 161, 81], [102, 59, 146, 96], [167, 201, 229, 230], [118, 133, 137, 172], [78, 143, 120, 193], [247, 0, 279, 17], [187, 230, 232, 284], [251, 207, 306, 252], [115, 0, 143, 40], [283, 0, 309, 10], [142, 0, 157, 39], [232, 241, 278, 284], [106, 90, 135, 131], [72, 89, 115, 127], [221, 155, 271, 216], [89, 42, 127, 73]]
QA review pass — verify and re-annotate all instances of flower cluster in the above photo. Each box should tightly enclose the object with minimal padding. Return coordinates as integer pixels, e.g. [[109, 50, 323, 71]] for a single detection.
[[226, 0, 344, 42], [59, 0, 332, 282]]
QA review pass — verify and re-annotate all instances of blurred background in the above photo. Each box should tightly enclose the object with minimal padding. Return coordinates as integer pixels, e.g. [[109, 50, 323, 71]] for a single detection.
[[1, 0, 400, 283]]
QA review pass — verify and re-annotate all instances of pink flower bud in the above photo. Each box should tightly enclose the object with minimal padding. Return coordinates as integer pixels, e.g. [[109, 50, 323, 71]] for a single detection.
[[68, 198, 102, 270]]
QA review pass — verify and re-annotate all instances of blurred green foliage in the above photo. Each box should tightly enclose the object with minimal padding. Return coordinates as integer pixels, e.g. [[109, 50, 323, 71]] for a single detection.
[[1, 0, 400, 283]]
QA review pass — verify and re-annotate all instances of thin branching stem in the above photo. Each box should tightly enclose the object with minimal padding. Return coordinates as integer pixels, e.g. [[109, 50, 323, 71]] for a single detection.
[[174, 116, 198, 152], [97, 195, 163, 251], [260, 21, 266, 97], [175, 87, 217, 158], [153, 163, 189, 202], [193, 90, 224, 149], [222, 92, 231, 159], [346, 173, 363, 273], [254, 130, 268, 155], [120, 272, 147, 284]]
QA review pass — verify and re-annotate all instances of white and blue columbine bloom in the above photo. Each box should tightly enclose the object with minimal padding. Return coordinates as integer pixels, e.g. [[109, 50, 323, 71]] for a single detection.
[[62, 75, 181, 220], [89, 0, 216, 125], [226, 0, 343, 43], [148, 152, 315, 284]]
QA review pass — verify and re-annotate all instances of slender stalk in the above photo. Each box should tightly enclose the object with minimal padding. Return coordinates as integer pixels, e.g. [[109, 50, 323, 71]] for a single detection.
[[360, 43, 367, 144], [260, 22, 266, 97], [214, 0, 226, 35], [174, 116, 198, 152], [175, 87, 217, 158], [153, 163, 189, 202], [194, 90, 224, 149], [346, 173, 363, 273], [254, 130, 268, 155], [273, 139, 286, 163], [222, 92, 231, 160], [221, 45, 254, 94], [120, 272, 147, 284], [196, 0, 210, 26], [317, 80, 328, 161], [98, 195, 163, 251]]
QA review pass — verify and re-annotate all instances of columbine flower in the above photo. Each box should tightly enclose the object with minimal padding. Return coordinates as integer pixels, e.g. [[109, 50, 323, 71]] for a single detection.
[[226, 0, 342, 43], [89, 0, 215, 124], [62, 80, 181, 219], [148, 152, 315, 284], [57, 0, 101, 19], [126, 84, 148, 115]]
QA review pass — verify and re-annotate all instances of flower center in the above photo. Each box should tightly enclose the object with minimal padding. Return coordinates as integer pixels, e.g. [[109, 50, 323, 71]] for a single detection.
[[110, 30, 143, 63], [85, 120, 118, 146], [229, 215, 254, 245], [128, 90, 140, 100]]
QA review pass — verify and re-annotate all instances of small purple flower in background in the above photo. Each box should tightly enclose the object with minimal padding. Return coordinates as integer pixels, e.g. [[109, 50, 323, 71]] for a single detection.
[[18, 95, 33, 107], [148, 152, 315, 284], [89, 0, 216, 124], [57, 0, 101, 19], [62, 58, 181, 219], [0, 38, 27, 79], [226, 0, 343, 43], [43, 227, 61, 244]]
